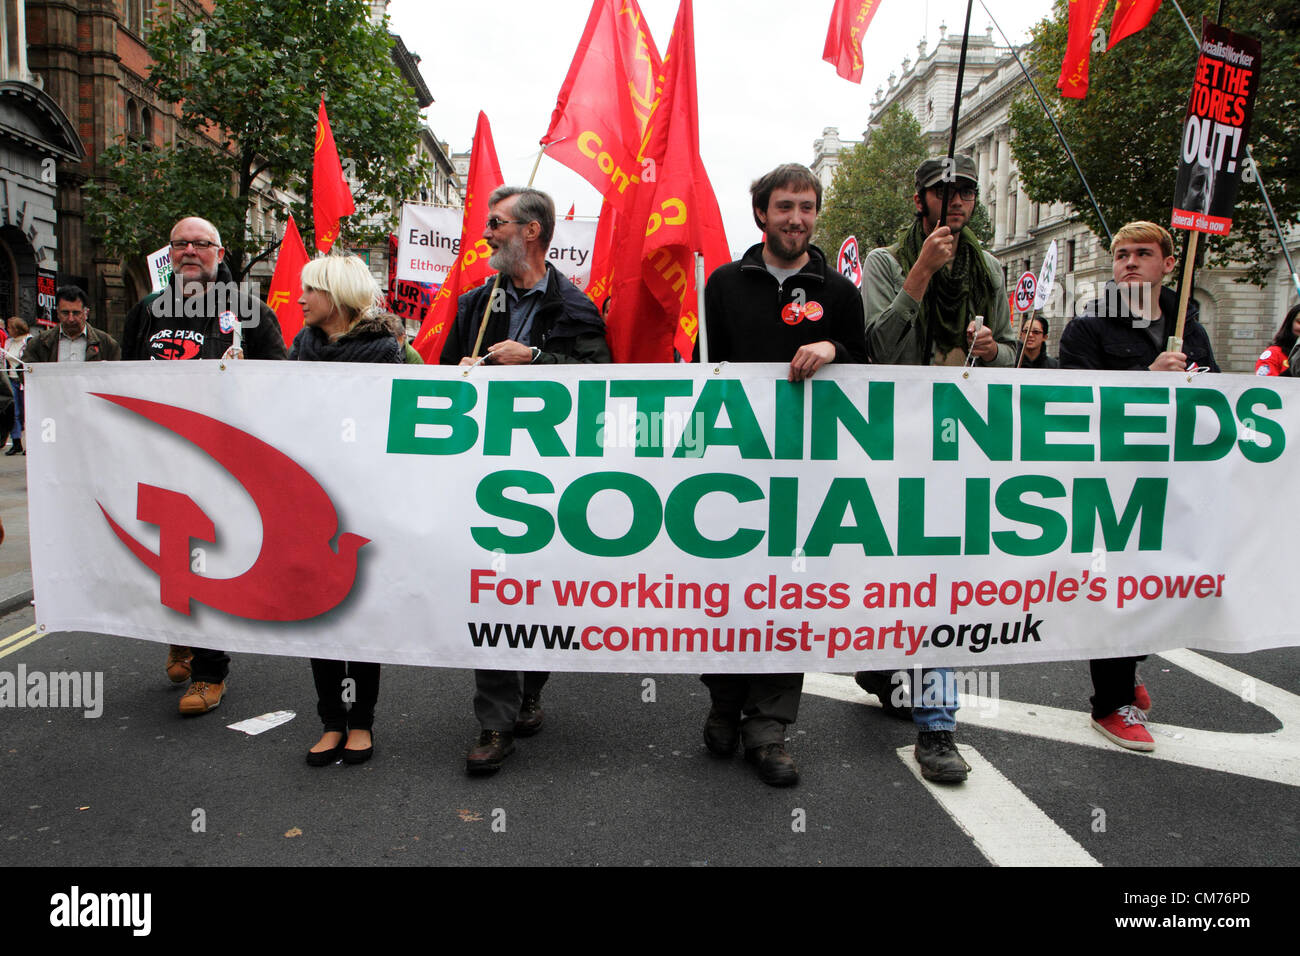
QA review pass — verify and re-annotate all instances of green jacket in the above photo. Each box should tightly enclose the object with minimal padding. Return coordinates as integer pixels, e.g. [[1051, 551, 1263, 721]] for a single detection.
[[861, 245, 1015, 367]]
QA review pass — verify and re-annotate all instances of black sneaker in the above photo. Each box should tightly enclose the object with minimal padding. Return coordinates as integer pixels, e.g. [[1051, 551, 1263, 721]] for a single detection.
[[745, 742, 799, 787], [702, 707, 740, 755], [914, 730, 970, 783], [854, 670, 912, 719]]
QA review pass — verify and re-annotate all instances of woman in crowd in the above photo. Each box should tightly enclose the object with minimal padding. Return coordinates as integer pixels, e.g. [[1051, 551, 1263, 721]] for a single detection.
[[1254, 304, 1298, 376], [290, 255, 402, 765], [1015, 315, 1058, 369], [4, 317, 30, 455]]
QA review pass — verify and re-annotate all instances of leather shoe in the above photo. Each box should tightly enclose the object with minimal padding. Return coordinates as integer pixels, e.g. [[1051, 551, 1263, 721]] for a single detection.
[[513, 694, 544, 737], [914, 730, 970, 783], [745, 742, 798, 786], [165, 645, 193, 684], [342, 728, 374, 764], [178, 680, 225, 715], [854, 670, 912, 719], [702, 706, 740, 755], [306, 730, 346, 766], [466, 729, 515, 775]]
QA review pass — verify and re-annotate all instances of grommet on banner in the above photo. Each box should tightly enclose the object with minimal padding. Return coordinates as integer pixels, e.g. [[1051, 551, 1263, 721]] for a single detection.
[[218, 362, 227, 371]]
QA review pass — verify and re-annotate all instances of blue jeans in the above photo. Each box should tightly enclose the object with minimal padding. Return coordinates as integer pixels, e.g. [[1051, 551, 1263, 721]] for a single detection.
[[912, 667, 959, 732]]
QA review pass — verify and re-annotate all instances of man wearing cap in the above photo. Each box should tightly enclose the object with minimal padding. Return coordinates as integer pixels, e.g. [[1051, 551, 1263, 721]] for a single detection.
[[856, 154, 1015, 783]]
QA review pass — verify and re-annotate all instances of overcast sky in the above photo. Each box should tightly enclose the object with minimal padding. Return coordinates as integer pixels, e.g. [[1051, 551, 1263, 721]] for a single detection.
[[386, 0, 1054, 256]]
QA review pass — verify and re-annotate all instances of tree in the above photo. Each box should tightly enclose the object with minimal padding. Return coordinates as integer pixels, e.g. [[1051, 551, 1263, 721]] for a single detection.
[[817, 104, 992, 256], [1010, 0, 1299, 285], [87, 0, 430, 280]]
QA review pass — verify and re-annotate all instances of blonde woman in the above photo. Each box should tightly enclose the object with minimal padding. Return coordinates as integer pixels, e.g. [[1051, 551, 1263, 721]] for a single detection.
[[290, 255, 402, 765]]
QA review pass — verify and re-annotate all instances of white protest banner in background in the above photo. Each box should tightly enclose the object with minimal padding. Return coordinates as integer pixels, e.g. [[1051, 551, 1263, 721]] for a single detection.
[[395, 203, 464, 284], [147, 245, 173, 293], [25, 362, 1300, 673], [548, 217, 597, 291]]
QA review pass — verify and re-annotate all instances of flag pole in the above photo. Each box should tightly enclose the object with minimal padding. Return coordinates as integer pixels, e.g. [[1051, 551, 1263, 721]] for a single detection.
[[471, 145, 548, 360], [977, 0, 1112, 243], [695, 252, 708, 364], [939, 0, 976, 227]]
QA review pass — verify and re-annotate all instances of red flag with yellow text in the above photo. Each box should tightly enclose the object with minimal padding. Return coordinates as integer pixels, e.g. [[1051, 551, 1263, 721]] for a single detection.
[[411, 111, 504, 363], [313, 96, 355, 252], [822, 0, 883, 83], [584, 197, 616, 308], [608, 0, 730, 363], [1057, 0, 1111, 98], [1107, 0, 1161, 49], [541, 0, 662, 214], [267, 214, 310, 347]]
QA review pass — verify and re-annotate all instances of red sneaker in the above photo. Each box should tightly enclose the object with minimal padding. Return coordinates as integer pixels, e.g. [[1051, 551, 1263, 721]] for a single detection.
[[1092, 705, 1154, 752], [1133, 677, 1151, 712]]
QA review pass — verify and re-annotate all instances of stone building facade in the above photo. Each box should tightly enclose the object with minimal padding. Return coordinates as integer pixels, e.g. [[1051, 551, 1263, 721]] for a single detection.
[[811, 25, 1299, 372]]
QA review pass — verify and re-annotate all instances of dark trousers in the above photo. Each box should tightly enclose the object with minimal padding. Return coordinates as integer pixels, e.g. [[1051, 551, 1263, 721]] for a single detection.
[[1090, 655, 1146, 718], [473, 670, 549, 732], [701, 673, 803, 749], [310, 659, 380, 732], [190, 647, 230, 683]]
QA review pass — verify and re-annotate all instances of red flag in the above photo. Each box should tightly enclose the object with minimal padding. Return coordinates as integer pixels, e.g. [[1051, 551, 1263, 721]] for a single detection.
[[1107, 0, 1160, 49], [565, 204, 576, 221], [541, 0, 662, 214], [608, 0, 730, 363], [822, 0, 883, 83], [411, 111, 504, 363], [584, 198, 616, 306], [267, 214, 310, 347], [313, 96, 355, 252], [1057, 0, 1111, 98]]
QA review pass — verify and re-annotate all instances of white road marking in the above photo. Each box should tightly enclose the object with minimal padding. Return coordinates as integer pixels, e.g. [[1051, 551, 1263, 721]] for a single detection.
[[804, 648, 1300, 787], [897, 745, 1101, 867]]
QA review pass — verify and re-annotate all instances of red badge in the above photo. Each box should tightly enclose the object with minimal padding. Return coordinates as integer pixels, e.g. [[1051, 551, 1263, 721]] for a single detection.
[[804, 302, 824, 322], [781, 301, 804, 325]]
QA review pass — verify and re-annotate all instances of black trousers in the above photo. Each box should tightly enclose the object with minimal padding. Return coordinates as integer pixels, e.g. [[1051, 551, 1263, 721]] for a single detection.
[[310, 659, 380, 732], [1089, 655, 1146, 719], [190, 647, 230, 683], [701, 673, 803, 749]]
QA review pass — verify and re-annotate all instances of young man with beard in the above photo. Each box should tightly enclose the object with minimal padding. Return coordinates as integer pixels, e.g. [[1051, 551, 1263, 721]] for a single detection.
[[695, 163, 870, 786], [440, 185, 610, 775], [856, 154, 1016, 783], [1059, 220, 1219, 750], [121, 216, 286, 715]]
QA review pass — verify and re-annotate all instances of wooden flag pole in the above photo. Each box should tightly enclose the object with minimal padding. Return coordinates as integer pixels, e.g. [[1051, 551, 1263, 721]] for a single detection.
[[471, 145, 548, 360], [1170, 231, 1199, 351]]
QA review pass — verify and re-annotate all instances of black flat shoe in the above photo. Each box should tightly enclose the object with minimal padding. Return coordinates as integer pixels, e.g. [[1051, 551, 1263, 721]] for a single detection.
[[306, 730, 346, 766], [342, 728, 374, 765]]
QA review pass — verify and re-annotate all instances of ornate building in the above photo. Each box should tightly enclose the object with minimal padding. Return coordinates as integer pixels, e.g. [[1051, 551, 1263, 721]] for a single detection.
[[812, 25, 1299, 371]]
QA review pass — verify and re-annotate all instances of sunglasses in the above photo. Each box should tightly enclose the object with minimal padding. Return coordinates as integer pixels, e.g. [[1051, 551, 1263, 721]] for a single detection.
[[485, 217, 528, 231]]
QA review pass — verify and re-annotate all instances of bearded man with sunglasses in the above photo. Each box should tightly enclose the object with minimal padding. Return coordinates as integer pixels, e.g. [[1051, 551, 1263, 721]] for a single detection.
[[440, 185, 610, 775]]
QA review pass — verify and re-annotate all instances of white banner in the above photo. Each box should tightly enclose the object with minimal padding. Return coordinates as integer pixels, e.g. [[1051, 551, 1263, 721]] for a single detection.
[[395, 204, 463, 284], [397, 203, 599, 292], [26, 362, 1300, 672], [548, 217, 598, 292], [147, 245, 173, 294]]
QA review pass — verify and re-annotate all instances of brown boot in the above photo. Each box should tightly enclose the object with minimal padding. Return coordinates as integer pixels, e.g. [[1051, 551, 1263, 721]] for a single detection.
[[179, 680, 225, 715], [165, 645, 193, 683]]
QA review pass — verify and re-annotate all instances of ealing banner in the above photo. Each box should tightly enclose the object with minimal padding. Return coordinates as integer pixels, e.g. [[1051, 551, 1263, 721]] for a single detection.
[[25, 362, 1300, 672]]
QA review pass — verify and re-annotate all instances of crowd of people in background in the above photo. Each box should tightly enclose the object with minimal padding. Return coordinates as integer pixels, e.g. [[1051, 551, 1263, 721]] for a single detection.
[[10, 155, 1298, 787]]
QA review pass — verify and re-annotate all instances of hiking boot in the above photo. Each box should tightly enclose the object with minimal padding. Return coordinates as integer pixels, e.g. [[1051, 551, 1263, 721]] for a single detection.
[[165, 645, 193, 684], [466, 730, 515, 775], [514, 693, 544, 737], [914, 730, 970, 783], [179, 680, 225, 715], [745, 742, 798, 786]]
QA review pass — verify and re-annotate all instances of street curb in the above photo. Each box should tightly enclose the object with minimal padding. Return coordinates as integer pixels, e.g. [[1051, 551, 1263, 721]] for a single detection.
[[0, 570, 33, 616]]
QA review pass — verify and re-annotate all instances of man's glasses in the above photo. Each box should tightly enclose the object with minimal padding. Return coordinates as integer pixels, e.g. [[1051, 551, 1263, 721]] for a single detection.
[[169, 239, 219, 251], [485, 217, 528, 231]]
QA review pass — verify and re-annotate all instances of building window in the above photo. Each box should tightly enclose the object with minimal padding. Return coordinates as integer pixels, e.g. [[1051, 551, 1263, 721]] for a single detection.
[[124, 0, 155, 37], [1067, 239, 1076, 273]]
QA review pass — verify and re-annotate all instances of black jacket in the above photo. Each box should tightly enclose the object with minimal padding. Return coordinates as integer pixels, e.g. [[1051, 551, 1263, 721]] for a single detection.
[[289, 312, 404, 364], [122, 260, 287, 361], [1060, 284, 1219, 372], [440, 263, 610, 365], [697, 243, 870, 364]]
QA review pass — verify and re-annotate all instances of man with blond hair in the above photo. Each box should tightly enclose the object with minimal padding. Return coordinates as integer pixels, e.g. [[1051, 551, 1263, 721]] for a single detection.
[[1059, 219, 1219, 750]]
